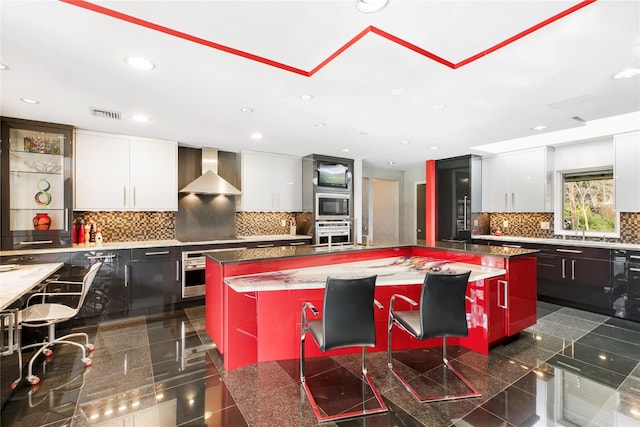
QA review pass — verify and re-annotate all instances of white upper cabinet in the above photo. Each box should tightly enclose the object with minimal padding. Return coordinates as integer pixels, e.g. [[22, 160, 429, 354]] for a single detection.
[[239, 151, 302, 212], [482, 147, 554, 212], [74, 130, 178, 211], [614, 130, 640, 212]]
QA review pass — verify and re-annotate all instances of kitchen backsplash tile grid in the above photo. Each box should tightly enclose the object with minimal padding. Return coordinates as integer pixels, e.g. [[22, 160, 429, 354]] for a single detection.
[[235, 212, 312, 236], [485, 212, 639, 244], [73, 212, 176, 242]]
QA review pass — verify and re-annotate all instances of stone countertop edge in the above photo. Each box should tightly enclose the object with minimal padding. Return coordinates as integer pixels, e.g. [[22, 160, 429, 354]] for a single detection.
[[223, 259, 507, 293], [0, 234, 312, 257], [205, 242, 538, 264], [473, 234, 640, 250]]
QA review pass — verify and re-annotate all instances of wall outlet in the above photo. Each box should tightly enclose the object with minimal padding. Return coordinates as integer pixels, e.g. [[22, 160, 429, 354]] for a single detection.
[[473, 220, 478, 227], [281, 219, 287, 227], [540, 221, 550, 230], [503, 220, 508, 228]]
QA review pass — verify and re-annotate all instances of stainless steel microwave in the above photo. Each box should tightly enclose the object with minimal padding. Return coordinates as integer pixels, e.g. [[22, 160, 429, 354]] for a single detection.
[[315, 193, 351, 220]]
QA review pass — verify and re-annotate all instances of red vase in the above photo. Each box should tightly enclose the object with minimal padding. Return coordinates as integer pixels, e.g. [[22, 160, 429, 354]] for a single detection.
[[33, 213, 51, 230]]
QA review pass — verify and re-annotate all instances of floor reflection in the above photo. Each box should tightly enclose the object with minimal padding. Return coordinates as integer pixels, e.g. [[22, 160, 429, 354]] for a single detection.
[[2, 301, 639, 426]]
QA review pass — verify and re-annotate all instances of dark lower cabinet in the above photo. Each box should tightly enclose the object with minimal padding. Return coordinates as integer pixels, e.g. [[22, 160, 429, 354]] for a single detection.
[[129, 247, 180, 315], [68, 249, 130, 322]]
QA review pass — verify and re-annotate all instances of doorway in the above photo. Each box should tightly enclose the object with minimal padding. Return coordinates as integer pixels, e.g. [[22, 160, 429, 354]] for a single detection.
[[372, 179, 399, 244]]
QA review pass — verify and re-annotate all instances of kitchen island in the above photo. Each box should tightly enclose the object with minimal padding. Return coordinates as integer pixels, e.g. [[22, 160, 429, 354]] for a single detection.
[[205, 243, 538, 371]]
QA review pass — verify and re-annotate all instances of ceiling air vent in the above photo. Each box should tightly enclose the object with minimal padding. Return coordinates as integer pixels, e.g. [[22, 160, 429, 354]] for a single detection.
[[90, 107, 123, 120]]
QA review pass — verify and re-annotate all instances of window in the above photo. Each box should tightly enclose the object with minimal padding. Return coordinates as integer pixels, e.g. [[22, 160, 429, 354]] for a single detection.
[[560, 169, 617, 234]]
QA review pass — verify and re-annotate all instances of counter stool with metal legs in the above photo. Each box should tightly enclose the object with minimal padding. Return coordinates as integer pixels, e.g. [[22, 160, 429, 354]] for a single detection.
[[300, 275, 388, 422], [20, 262, 102, 385], [387, 270, 481, 403]]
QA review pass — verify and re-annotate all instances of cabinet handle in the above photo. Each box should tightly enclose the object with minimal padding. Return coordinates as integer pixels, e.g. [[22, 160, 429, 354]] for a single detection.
[[498, 280, 508, 309], [504, 193, 508, 211], [18, 240, 53, 245], [65, 208, 69, 231], [87, 254, 116, 261], [289, 242, 305, 246], [503, 244, 522, 248], [463, 196, 468, 231], [630, 268, 640, 272], [561, 259, 566, 279], [556, 248, 583, 254], [511, 193, 515, 211], [124, 186, 127, 207], [257, 244, 275, 248], [145, 251, 171, 256], [630, 255, 640, 260], [124, 264, 129, 288], [176, 260, 180, 281], [571, 259, 576, 281], [133, 186, 136, 207]]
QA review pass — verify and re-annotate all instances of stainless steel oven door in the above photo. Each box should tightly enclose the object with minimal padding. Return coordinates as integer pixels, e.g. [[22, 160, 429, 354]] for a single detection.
[[182, 251, 206, 298]]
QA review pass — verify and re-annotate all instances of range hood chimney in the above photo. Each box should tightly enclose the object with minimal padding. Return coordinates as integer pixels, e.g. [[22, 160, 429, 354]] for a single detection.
[[179, 148, 241, 195]]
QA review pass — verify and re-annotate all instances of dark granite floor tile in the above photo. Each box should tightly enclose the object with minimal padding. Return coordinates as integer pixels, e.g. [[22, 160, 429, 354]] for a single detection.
[[605, 316, 640, 333], [481, 384, 539, 427], [591, 322, 640, 346], [454, 350, 533, 385], [560, 340, 639, 377], [489, 334, 558, 367], [334, 397, 427, 427], [385, 347, 445, 374], [557, 306, 611, 323], [93, 317, 147, 338], [525, 318, 588, 342], [222, 360, 298, 404], [537, 300, 564, 313], [547, 353, 628, 389], [92, 328, 149, 352], [381, 384, 468, 427], [541, 311, 604, 332], [510, 363, 555, 394], [576, 331, 640, 361], [279, 354, 344, 383], [453, 407, 514, 427]]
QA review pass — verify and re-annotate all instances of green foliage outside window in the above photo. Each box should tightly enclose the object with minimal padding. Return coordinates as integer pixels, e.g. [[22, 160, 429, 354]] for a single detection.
[[562, 170, 616, 232]]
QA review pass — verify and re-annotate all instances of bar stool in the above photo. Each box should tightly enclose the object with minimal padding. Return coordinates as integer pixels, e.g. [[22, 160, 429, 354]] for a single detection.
[[20, 262, 102, 385], [300, 275, 387, 422], [387, 270, 481, 402]]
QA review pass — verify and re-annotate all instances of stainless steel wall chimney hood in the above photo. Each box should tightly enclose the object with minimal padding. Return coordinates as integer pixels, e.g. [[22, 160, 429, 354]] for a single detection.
[[179, 147, 241, 195]]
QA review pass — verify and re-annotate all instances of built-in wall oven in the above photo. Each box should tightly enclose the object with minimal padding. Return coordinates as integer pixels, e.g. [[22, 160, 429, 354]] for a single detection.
[[315, 193, 351, 220], [182, 247, 247, 298], [182, 250, 206, 298], [315, 220, 351, 245]]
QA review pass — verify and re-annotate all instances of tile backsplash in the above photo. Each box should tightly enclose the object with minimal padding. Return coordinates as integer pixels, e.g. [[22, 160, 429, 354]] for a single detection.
[[74, 211, 313, 242], [485, 212, 639, 244]]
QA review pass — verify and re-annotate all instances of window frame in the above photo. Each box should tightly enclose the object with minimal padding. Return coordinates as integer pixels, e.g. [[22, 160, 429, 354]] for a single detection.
[[554, 168, 620, 238]]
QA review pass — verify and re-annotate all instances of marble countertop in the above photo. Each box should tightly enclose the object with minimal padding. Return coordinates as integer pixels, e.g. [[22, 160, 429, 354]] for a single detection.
[[206, 241, 537, 264], [473, 235, 640, 250], [224, 255, 506, 292], [0, 234, 312, 256], [0, 262, 64, 310]]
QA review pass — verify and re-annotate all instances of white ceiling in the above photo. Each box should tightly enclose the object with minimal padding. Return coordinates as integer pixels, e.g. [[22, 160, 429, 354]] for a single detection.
[[1, 0, 639, 170]]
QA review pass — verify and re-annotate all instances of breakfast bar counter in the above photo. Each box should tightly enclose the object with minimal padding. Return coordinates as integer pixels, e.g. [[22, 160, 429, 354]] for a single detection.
[[0, 262, 64, 310], [205, 243, 538, 371]]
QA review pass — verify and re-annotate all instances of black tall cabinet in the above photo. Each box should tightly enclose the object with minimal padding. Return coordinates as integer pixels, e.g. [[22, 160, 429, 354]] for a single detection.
[[436, 155, 482, 242], [1, 117, 73, 250]]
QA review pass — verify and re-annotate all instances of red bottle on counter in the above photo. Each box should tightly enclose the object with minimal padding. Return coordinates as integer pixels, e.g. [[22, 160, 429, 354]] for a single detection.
[[78, 219, 85, 244], [72, 220, 78, 244]]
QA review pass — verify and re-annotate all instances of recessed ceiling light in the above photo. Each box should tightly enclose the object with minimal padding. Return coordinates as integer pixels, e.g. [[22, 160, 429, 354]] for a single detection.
[[314, 123, 326, 127], [340, 148, 351, 152], [125, 56, 155, 70], [132, 114, 150, 122], [612, 68, 640, 79], [400, 140, 410, 145], [390, 88, 403, 95], [356, 0, 388, 13], [300, 94, 313, 101], [387, 161, 395, 165], [20, 97, 39, 104], [433, 104, 446, 110], [240, 107, 254, 113], [531, 125, 547, 132], [251, 132, 263, 140], [357, 131, 367, 136], [425, 125, 436, 130], [428, 145, 440, 150], [0, 64, 8, 70]]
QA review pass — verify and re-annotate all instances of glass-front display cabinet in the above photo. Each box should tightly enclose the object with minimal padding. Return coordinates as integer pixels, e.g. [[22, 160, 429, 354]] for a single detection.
[[1, 117, 73, 249]]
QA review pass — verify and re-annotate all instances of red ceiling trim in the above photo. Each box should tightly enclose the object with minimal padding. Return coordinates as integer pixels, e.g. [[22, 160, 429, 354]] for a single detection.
[[60, 0, 597, 75]]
